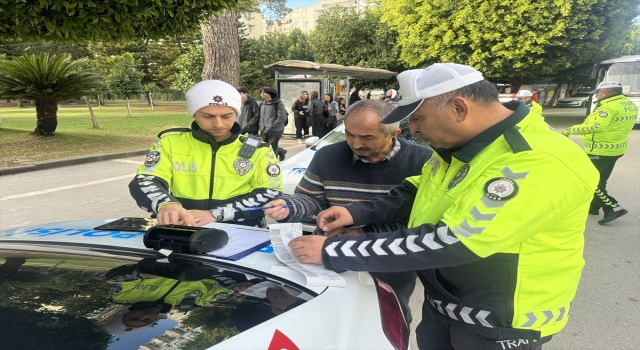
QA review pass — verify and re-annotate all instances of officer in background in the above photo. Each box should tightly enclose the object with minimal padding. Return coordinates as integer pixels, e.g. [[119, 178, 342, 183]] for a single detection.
[[563, 81, 637, 224], [516, 90, 543, 115], [129, 80, 282, 227], [289, 63, 599, 350]]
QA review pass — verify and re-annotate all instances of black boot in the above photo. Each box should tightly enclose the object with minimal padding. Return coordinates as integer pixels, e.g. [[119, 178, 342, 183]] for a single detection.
[[598, 209, 628, 225], [589, 208, 600, 215]]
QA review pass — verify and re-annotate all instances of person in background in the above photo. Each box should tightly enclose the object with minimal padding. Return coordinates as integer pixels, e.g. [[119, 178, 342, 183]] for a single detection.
[[236, 86, 260, 135], [129, 80, 282, 227], [381, 89, 399, 103], [516, 90, 543, 115], [259, 86, 288, 155], [308, 91, 326, 138], [323, 93, 340, 136], [336, 97, 347, 125], [349, 88, 362, 105], [291, 90, 310, 144], [563, 81, 637, 224]]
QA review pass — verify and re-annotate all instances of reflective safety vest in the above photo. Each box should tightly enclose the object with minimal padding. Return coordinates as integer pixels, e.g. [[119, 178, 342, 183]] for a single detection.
[[320, 102, 599, 340], [129, 122, 282, 224], [564, 94, 637, 156], [526, 100, 543, 116], [110, 277, 233, 306]]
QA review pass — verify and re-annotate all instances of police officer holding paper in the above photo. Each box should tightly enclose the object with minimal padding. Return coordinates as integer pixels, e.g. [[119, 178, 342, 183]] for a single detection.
[[129, 80, 283, 227], [288, 63, 599, 350]]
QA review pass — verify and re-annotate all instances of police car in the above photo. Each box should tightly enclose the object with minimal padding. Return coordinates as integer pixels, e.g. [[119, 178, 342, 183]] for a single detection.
[[0, 219, 408, 350]]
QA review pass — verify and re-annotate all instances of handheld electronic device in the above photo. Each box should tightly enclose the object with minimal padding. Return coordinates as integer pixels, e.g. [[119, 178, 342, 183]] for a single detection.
[[238, 134, 262, 158]]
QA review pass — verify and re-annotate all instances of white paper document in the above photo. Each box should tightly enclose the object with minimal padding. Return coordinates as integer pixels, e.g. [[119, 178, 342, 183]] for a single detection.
[[269, 223, 346, 287], [202, 224, 269, 259]]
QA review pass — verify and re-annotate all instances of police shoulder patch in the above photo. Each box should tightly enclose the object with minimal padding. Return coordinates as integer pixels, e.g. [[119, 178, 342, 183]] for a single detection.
[[483, 177, 518, 201], [599, 112, 608, 118], [267, 163, 281, 177], [233, 158, 253, 176], [144, 151, 161, 167]]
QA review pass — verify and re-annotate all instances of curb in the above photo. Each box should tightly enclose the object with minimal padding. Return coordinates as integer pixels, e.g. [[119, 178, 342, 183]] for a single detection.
[[0, 149, 149, 176]]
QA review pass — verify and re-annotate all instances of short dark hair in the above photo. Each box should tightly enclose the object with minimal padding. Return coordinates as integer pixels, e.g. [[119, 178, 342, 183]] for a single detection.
[[425, 80, 499, 110], [260, 86, 278, 98], [237, 86, 249, 94]]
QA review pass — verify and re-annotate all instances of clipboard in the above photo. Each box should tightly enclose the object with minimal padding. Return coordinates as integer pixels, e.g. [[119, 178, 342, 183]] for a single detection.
[[93, 217, 157, 232]]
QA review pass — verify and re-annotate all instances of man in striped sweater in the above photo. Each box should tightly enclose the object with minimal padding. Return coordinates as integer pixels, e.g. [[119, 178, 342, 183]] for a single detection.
[[264, 99, 433, 325]]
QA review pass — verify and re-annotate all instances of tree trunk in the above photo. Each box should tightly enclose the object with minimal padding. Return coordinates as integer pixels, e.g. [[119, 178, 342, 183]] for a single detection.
[[95, 93, 102, 108], [201, 9, 240, 86], [33, 99, 58, 136], [16, 99, 23, 108], [146, 91, 154, 110], [125, 96, 132, 117], [85, 96, 99, 129], [510, 79, 523, 94], [546, 82, 564, 107], [144, 90, 151, 106]]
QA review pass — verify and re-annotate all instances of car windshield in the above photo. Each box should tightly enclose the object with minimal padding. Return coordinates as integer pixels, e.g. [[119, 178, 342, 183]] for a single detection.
[[313, 118, 430, 151], [0, 247, 313, 350]]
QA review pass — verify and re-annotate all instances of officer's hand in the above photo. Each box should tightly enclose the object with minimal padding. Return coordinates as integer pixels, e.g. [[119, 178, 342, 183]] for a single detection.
[[562, 129, 570, 136], [187, 209, 216, 227], [289, 236, 326, 264], [324, 227, 364, 237], [316, 206, 354, 233], [157, 204, 196, 226], [264, 199, 290, 220]]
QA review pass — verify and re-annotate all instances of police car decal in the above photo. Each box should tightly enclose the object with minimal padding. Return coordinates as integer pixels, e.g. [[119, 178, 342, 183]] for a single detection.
[[483, 178, 518, 201], [267, 164, 281, 177], [234, 158, 253, 176], [145, 151, 161, 167]]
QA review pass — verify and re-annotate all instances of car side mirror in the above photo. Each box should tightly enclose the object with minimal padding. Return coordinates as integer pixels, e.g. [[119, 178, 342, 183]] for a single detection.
[[305, 137, 319, 148]]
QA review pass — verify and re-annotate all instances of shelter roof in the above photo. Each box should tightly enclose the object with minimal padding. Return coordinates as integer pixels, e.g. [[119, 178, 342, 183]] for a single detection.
[[264, 60, 397, 80]]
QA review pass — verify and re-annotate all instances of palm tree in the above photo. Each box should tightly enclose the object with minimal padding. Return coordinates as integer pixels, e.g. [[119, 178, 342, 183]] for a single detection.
[[0, 53, 103, 136]]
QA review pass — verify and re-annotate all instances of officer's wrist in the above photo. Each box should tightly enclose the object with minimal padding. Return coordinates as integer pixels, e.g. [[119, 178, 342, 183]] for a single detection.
[[211, 207, 235, 222], [158, 202, 181, 212]]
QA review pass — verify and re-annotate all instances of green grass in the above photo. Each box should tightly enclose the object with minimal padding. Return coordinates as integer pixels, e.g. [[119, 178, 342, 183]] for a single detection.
[[0, 104, 191, 167]]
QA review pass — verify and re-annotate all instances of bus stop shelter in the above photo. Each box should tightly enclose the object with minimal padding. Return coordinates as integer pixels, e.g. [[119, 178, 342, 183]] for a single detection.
[[264, 60, 397, 135], [264, 60, 397, 107]]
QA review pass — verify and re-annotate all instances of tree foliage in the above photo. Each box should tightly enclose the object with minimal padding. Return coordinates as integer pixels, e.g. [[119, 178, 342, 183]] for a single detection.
[[106, 52, 144, 98], [0, 0, 237, 42], [0, 53, 102, 101], [171, 44, 206, 93], [240, 28, 313, 94], [311, 8, 403, 89], [379, 0, 640, 82], [312, 8, 402, 71]]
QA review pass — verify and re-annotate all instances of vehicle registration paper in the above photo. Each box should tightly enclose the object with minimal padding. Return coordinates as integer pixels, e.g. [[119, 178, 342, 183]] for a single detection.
[[269, 223, 346, 287]]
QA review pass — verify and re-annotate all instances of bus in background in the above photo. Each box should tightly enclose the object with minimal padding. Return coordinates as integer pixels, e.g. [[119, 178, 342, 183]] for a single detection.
[[590, 55, 640, 129]]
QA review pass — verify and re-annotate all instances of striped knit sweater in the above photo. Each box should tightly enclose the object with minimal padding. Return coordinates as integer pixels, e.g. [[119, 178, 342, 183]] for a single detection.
[[279, 138, 433, 233]]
